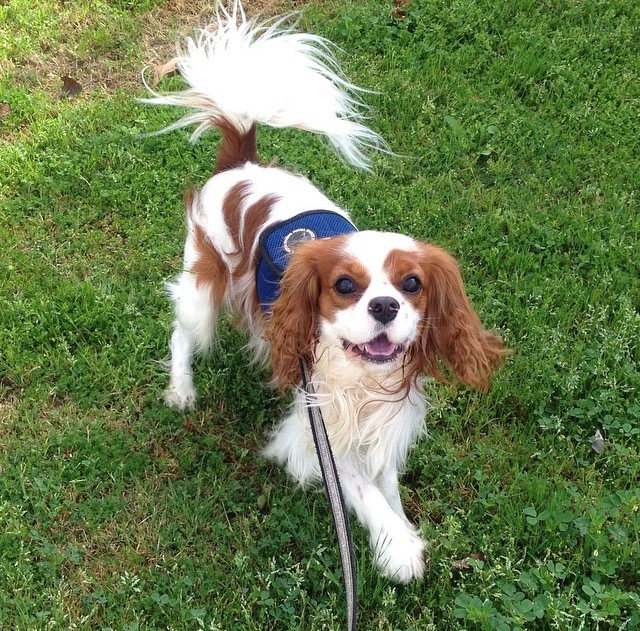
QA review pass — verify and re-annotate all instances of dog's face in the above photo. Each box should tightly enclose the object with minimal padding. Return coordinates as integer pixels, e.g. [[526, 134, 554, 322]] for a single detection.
[[316, 231, 426, 371], [266, 231, 506, 389]]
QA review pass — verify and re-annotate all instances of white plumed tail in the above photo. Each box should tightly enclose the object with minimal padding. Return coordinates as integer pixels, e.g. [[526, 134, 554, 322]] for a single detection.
[[141, 1, 386, 170]]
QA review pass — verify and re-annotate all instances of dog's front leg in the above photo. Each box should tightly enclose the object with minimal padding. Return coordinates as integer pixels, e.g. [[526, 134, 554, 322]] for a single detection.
[[375, 465, 410, 522], [338, 458, 425, 583]]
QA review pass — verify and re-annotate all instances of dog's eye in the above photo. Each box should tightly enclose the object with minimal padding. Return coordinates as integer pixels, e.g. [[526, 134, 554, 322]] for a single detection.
[[402, 276, 422, 294], [335, 277, 356, 295]]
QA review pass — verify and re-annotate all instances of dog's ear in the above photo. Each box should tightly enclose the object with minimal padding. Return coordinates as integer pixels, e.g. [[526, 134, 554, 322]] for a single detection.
[[265, 241, 322, 389], [412, 244, 506, 389]]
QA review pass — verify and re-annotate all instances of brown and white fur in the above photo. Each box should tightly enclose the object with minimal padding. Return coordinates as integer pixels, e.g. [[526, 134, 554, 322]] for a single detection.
[[143, 2, 505, 583]]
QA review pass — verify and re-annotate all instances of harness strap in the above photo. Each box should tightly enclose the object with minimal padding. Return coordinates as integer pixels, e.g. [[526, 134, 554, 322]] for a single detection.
[[300, 358, 357, 631]]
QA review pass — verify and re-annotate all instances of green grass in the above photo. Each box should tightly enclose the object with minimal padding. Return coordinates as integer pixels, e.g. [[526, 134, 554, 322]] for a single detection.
[[1, 0, 639, 629]]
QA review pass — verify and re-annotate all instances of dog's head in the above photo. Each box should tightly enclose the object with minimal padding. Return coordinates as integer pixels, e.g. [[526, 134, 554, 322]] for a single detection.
[[265, 231, 506, 390]]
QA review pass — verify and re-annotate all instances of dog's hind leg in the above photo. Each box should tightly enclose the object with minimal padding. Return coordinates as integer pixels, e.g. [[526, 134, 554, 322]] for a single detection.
[[163, 270, 220, 409]]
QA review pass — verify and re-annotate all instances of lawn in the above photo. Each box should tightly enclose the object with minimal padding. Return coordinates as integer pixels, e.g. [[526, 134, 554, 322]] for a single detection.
[[1, 0, 639, 629]]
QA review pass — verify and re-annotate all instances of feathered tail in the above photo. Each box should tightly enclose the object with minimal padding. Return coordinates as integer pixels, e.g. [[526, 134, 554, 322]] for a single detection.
[[141, 1, 386, 170]]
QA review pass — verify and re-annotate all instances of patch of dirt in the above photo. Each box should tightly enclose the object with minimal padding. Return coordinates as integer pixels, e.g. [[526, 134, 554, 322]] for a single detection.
[[0, 394, 18, 424], [5, 0, 307, 101]]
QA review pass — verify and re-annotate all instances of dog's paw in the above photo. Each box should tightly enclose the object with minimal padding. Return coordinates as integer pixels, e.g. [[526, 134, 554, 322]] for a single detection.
[[373, 523, 426, 584], [163, 381, 196, 410]]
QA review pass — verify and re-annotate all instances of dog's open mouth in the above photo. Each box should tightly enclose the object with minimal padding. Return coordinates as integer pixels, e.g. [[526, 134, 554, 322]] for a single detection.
[[342, 334, 405, 363]]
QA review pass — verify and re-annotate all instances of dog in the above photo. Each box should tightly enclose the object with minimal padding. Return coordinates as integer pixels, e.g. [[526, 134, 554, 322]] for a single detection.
[[143, 1, 506, 583]]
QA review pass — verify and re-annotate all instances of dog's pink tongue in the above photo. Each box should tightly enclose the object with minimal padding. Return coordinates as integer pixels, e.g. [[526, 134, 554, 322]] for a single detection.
[[363, 335, 396, 356]]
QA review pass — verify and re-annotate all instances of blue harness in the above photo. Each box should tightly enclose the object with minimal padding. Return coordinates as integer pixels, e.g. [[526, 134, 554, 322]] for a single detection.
[[256, 210, 358, 312]]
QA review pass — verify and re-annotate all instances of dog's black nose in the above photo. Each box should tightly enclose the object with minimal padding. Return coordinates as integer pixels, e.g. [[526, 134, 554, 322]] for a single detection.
[[368, 296, 400, 324]]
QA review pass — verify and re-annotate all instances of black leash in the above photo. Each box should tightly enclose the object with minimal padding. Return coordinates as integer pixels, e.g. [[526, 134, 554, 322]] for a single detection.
[[300, 358, 357, 631]]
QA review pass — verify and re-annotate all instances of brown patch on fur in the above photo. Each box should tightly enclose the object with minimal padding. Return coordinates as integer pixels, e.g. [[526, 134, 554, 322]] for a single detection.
[[219, 181, 279, 314], [186, 188, 229, 301], [384, 248, 430, 314], [233, 194, 278, 280], [316, 250, 370, 322], [213, 119, 259, 174], [400, 244, 507, 390], [236, 193, 279, 314], [222, 181, 251, 250]]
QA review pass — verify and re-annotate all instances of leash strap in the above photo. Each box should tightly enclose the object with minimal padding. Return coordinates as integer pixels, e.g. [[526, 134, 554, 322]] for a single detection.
[[300, 359, 357, 631]]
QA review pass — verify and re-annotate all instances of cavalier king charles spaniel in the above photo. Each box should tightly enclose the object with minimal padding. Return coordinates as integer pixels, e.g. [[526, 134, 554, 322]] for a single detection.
[[143, 1, 505, 583]]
